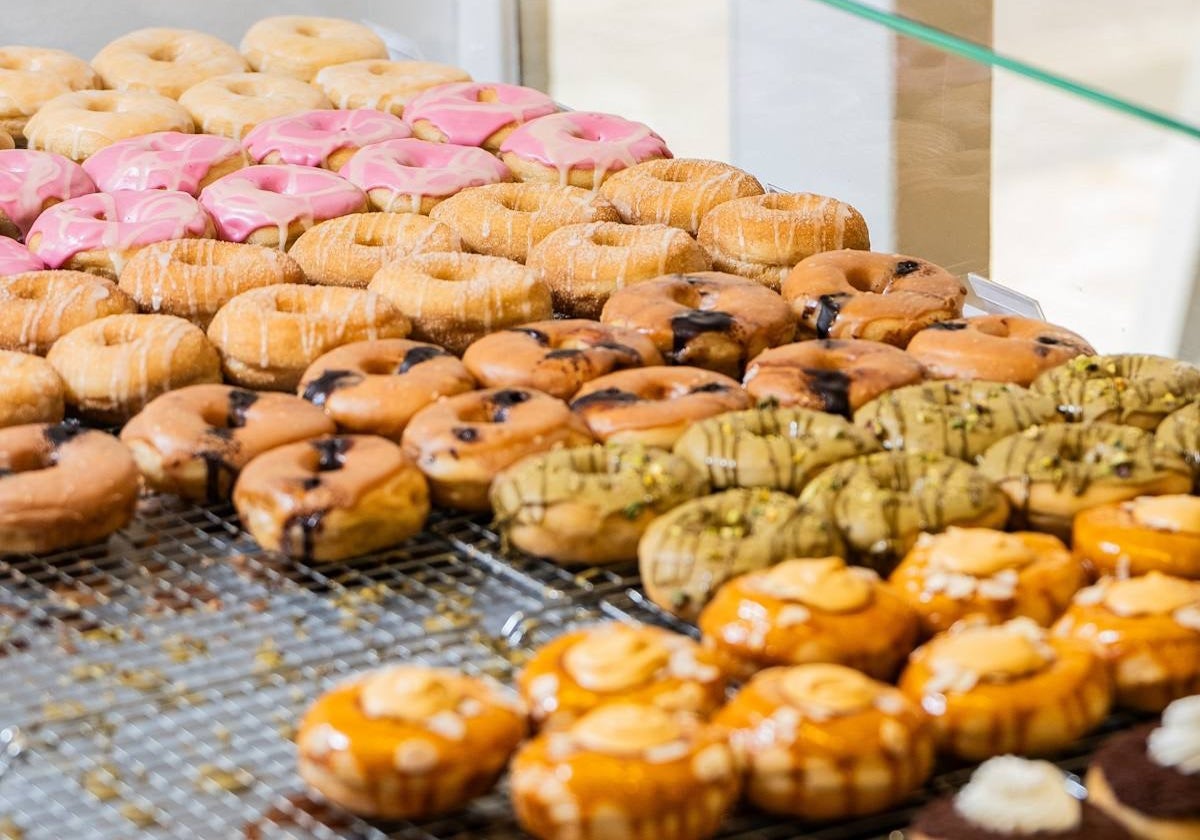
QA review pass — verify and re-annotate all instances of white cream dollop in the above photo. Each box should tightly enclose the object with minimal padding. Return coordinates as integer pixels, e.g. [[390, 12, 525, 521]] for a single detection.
[[1148, 695, 1200, 775], [954, 756, 1082, 833]]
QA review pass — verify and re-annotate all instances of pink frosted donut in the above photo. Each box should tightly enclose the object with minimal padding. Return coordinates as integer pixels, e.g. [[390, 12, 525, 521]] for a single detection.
[[0, 238, 44, 275], [499, 112, 672, 190], [403, 82, 558, 150], [199, 164, 367, 249], [81, 131, 248, 196], [26, 190, 212, 278], [340, 138, 512, 214], [0, 149, 96, 239], [242, 108, 412, 172]]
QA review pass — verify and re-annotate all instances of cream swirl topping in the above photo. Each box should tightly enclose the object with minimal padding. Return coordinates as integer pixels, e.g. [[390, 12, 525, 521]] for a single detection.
[[778, 663, 880, 717], [925, 528, 1037, 576], [562, 625, 670, 693], [925, 619, 1055, 693], [571, 703, 684, 756], [954, 756, 1082, 833], [359, 666, 462, 721], [1128, 495, 1200, 533], [749, 557, 873, 612], [1103, 572, 1200, 617], [1148, 695, 1200, 774]]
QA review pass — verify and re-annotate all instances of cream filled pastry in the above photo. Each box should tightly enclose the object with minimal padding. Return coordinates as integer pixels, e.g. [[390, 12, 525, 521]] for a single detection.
[[1031, 354, 1200, 430]]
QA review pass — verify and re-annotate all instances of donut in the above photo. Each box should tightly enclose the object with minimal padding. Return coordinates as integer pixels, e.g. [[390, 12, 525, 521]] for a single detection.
[[1074, 496, 1200, 579], [242, 109, 411, 171], [462, 319, 663, 400], [178, 72, 331, 140], [91, 28, 248, 99], [0, 46, 98, 143], [599, 158, 764, 235], [784, 249, 967, 345], [198, 164, 366, 249], [298, 339, 476, 440], [368, 252, 551, 355], [570, 366, 751, 448], [233, 434, 429, 562], [121, 384, 334, 502], [0, 351, 63, 427], [313, 59, 472, 115], [1031, 354, 1200, 430], [497, 111, 672, 190], [430, 183, 622, 267], [599, 271, 796, 377], [743, 339, 926, 416], [339, 138, 513, 214], [26, 189, 212, 278], [1157, 401, 1200, 489], [527, 221, 712, 318], [207, 284, 411, 391], [117, 239, 305, 329], [0, 421, 138, 554], [240, 17, 388, 81], [907, 314, 1095, 386], [24, 90, 194, 162], [81, 131, 248, 195], [0, 270, 136, 354], [697, 193, 870, 289], [0, 238, 44, 276], [0, 150, 96, 239], [288, 212, 461, 288], [490, 444, 706, 565], [403, 82, 557, 150], [401, 387, 593, 510]]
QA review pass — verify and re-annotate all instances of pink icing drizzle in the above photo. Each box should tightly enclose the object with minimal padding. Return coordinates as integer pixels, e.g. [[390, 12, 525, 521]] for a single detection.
[[198, 164, 366, 243], [402, 82, 557, 147], [499, 112, 671, 182], [0, 150, 97, 237], [340, 138, 511, 207], [242, 109, 412, 168], [0, 237, 45, 275], [26, 190, 211, 268], [81, 132, 245, 196]]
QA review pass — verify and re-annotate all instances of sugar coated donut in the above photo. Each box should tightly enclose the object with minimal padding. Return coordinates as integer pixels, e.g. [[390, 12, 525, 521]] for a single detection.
[[199, 164, 366, 249], [404, 81, 558, 150], [0, 46, 98, 143], [92, 28, 248, 99], [0, 238, 44, 276], [784, 249, 966, 346], [289, 212, 461, 288], [25, 90, 194, 162], [0, 421, 138, 554], [599, 158, 764, 235], [179, 72, 331, 140], [314, 59, 472, 115], [81, 131, 248, 195], [0, 351, 64, 428], [1031, 354, 1200, 430], [240, 17, 388, 82], [0, 270, 136, 354], [0, 149, 96, 239], [243, 109, 411, 171], [339, 138, 513, 214]]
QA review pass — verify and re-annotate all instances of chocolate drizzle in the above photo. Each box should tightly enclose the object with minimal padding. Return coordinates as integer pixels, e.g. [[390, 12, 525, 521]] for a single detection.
[[489, 389, 530, 422], [311, 438, 351, 471], [893, 259, 922, 277], [929, 320, 968, 331], [509, 327, 550, 346], [301, 370, 363, 406], [44, 420, 85, 450], [594, 341, 643, 367], [226, 389, 258, 427], [1036, 335, 1066, 346], [571, 388, 641, 410], [544, 348, 584, 360], [199, 452, 237, 503], [452, 427, 479, 443], [281, 511, 325, 562], [814, 293, 849, 339], [397, 345, 446, 373], [802, 367, 852, 418], [670, 310, 734, 355], [690, 382, 729, 394]]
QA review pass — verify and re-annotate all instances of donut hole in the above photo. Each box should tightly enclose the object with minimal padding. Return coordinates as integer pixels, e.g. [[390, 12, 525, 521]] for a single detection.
[[843, 267, 888, 294], [0, 57, 21, 71], [651, 168, 695, 184], [586, 227, 634, 248], [353, 230, 391, 247], [199, 404, 236, 431], [82, 99, 116, 112], [360, 358, 401, 376], [270, 296, 310, 315], [146, 42, 183, 63], [425, 266, 475, 284], [6, 283, 45, 301], [224, 80, 258, 97], [366, 63, 390, 76], [975, 320, 1012, 338], [476, 87, 500, 104], [294, 24, 320, 38], [495, 192, 545, 214]]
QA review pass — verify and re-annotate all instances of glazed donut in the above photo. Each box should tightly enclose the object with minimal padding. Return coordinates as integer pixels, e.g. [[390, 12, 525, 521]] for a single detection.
[[0, 421, 138, 554], [697, 193, 870, 289], [403, 81, 557, 150], [121, 384, 335, 502], [570, 366, 751, 448], [490, 444, 706, 565], [243, 109, 411, 171], [313, 59, 472, 116], [91, 28, 248, 99], [599, 272, 796, 378], [784, 250, 967, 345], [47, 314, 221, 423], [527, 221, 712, 318], [1074, 496, 1200, 579], [240, 16, 388, 82], [207, 284, 411, 391], [498, 111, 672, 190], [233, 434, 429, 562], [27, 189, 212, 278], [907, 315, 1095, 386], [0, 238, 44, 276], [462, 319, 663, 400], [1158, 401, 1200, 489], [288, 212, 460, 288], [599, 158, 764, 235], [429, 182, 620, 263], [0, 351, 63, 427], [298, 339, 476, 440], [24, 90, 194, 162], [0, 130, 9, 150], [0, 46, 98, 143], [199, 164, 366, 249], [0, 270, 135, 354], [339, 138, 513, 214], [368, 252, 551, 355], [401, 387, 593, 510], [178, 72, 330, 140], [743, 339, 926, 416], [0, 150, 96, 239], [81, 131, 248, 195], [118, 239, 305, 329], [1031, 354, 1200, 430]]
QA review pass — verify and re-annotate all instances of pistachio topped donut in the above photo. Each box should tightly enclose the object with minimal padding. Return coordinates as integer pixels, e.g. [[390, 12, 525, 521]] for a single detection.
[[91, 28, 248, 99], [313, 59, 472, 116], [340, 138, 513, 214], [0, 46, 98, 144], [288, 212, 461, 288], [81, 131, 248, 195], [25, 90, 194, 162], [0, 150, 96, 239], [0, 270, 135, 354], [1157, 401, 1200, 487], [240, 16, 388, 81], [178, 72, 331, 139], [599, 158, 764, 235], [242, 109, 411, 170], [1031, 354, 1200, 430], [490, 444, 706, 565], [404, 81, 558, 150], [600, 272, 796, 378]]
